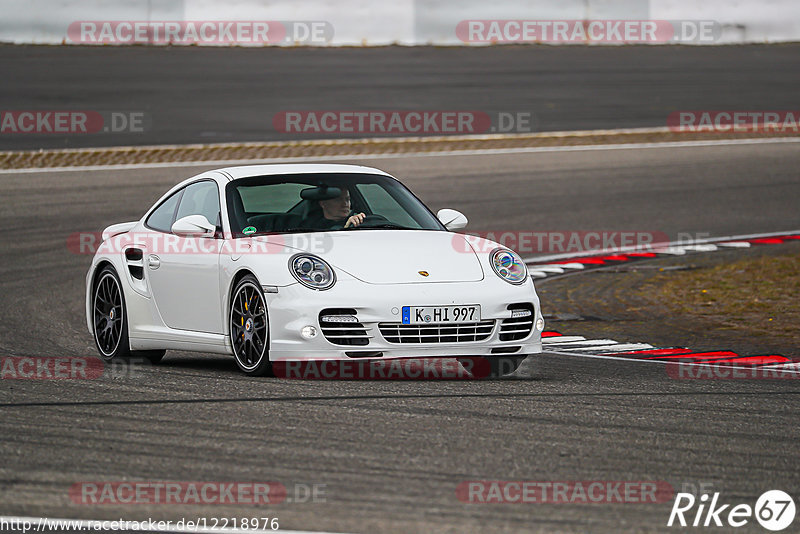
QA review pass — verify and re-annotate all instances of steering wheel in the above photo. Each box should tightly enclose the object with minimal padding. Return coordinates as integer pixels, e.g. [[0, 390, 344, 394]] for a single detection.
[[348, 214, 390, 228]]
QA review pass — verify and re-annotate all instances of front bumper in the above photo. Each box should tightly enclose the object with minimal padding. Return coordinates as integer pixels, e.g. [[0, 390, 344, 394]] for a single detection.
[[260, 277, 543, 361]]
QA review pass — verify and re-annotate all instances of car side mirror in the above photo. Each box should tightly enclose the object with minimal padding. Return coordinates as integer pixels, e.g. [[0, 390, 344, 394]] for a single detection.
[[437, 208, 468, 230], [171, 215, 216, 237]]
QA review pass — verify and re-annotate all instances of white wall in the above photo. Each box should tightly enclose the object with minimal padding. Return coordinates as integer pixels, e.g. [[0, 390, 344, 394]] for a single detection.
[[1, 0, 798, 45], [651, 0, 800, 43]]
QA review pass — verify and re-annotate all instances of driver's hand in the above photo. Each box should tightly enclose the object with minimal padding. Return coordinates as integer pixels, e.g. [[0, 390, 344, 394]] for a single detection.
[[344, 212, 366, 228]]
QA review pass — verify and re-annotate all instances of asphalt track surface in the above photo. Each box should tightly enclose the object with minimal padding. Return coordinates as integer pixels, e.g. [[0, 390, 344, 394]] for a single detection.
[[1, 141, 799, 532], [2, 44, 800, 149]]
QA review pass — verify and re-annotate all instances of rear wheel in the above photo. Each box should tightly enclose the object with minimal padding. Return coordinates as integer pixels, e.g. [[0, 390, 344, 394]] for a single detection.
[[230, 275, 272, 376], [92, 266, 130, 362]]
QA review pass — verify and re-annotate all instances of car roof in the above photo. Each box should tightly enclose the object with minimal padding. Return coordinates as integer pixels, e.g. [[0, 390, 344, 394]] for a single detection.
[[217, 163, 394, 180]]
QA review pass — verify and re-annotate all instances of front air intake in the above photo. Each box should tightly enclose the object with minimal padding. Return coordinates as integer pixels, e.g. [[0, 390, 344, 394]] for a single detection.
[[499, 303, 534, 341], [319, 308, 370, 346]]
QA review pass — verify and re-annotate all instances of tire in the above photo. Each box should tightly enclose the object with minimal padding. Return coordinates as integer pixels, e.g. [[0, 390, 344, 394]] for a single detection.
[[92, 266, 131, 362], [230, 275, 272, 376]]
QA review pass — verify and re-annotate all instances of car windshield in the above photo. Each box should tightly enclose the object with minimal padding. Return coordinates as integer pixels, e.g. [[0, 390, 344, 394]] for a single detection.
[[225, 173, 445, 235]]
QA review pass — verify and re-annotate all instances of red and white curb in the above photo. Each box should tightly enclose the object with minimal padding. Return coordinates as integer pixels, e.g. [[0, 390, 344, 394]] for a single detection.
[[523, 229, 799, 374], [524, 230, 800, 280], [541, 330, 799, 375]]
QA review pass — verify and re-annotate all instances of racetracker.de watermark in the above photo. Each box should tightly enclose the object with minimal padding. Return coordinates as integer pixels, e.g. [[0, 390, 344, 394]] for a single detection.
[[67, 21, 333, 45], [667, 111, 800, 133], [1, 356, 150, 380], [69, 482, 307, 505], [68, 232, 335, 256], [454, 231, 669, 254], [273, 110, 535, 135], [1, 356, 103, 380], [273, 357, 524, 380], [457, 480, 675, 504], [456, 20, 720, 43], [0, 111, 149, 135], [666, 361, 800, 380], [71, 230, 675, 257]]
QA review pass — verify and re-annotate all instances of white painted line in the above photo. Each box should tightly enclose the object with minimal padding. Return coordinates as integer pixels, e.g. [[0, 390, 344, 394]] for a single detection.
[[529, 265, 565, 274], [682, 244, 719, 252], [543, 335, 657, 352], [763, 362, 800, 370], [2, 136, 800, 175], [0, 516, 349, 534], [543, 339, 621, 347], [717, 241, 752, 248], [555, 343, 654, 352], [542, 351, 800, 375], [594, 344, 656, 352], [542, 336, 589, 344], [556, 263, 586, 270], [529, 271, 548, 278], [650, 247, 687, 255]]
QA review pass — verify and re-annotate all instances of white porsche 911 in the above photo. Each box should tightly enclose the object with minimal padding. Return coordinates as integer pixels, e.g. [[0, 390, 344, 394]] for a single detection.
[[86, 164, 544, 376]]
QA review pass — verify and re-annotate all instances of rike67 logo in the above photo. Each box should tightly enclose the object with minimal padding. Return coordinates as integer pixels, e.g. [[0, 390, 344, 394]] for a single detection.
[[668, 490, 796, 530]]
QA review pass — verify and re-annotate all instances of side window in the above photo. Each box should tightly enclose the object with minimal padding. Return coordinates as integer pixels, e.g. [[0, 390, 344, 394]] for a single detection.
[[176, 181, 221, 227], [145, 190, 182, 233]]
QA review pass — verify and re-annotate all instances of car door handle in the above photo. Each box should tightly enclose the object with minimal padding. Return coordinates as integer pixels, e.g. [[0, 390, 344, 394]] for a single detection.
[[148, 255, 161, 270]]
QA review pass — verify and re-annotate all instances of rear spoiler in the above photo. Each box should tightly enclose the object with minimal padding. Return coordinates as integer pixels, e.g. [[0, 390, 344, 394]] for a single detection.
[[101, 221, 138, 241]]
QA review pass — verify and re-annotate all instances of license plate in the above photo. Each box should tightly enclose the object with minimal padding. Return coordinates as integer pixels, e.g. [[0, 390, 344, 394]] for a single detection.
[[401, 305, 480, 324]]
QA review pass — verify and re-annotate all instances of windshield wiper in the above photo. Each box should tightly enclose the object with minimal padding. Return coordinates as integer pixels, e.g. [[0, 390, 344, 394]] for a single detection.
[[356, 224, 411, 230], [281, 227, 323, 234]]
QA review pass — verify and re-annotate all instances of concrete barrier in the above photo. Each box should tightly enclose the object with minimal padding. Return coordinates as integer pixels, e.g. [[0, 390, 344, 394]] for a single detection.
[[2, 0, 798, 45]]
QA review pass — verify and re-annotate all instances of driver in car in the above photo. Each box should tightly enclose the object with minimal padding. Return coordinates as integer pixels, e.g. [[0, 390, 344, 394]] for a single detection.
[[308, 188, 366, 229]]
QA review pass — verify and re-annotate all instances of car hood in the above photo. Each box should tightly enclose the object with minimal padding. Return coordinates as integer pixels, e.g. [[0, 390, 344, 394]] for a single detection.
[[257, 230, 485, 284]]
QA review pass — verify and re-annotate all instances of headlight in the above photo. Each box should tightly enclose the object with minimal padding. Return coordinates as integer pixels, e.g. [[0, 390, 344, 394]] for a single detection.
[[290, 254, 336, 290], [490, 248, 527, 284]]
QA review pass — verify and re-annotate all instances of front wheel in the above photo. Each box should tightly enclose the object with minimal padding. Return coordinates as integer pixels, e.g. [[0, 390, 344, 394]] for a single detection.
[[92, 266, 131, 362], [230, 275, 272, 376]]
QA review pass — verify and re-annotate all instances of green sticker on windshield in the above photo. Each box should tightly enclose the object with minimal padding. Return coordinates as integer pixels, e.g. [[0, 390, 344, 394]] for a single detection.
[[243, 226, 256, 235]]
